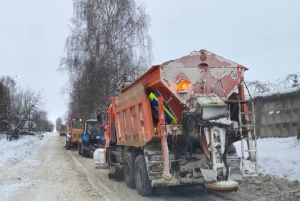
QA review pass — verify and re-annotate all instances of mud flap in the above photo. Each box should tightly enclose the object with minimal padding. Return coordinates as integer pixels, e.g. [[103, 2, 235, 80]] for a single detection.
[[108, 166, 124, 181], [108, 167, 116, 179]]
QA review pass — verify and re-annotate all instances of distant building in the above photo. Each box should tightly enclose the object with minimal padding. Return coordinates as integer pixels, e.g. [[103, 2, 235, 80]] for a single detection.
[[254, 88, 300, 138]]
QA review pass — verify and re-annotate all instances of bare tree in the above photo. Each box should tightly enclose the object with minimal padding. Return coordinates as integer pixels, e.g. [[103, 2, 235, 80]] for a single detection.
[[61, 0, 152, 120], [0, 81, 9, 133], [1, 76, 47, 139]]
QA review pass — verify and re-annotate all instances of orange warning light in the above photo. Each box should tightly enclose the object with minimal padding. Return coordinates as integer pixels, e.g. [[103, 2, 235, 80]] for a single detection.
[[176, 79, 191, 93]]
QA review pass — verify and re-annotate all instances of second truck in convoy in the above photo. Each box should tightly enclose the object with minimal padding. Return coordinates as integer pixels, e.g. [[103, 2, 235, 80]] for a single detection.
[[78, 119, 105, 157]]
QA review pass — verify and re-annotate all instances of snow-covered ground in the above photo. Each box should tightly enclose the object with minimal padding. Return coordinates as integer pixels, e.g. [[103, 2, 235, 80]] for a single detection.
[[0, 133, 54, 168], [0, 132, 299, 201], [0, 132, 56, 200], [0, 132, 102, 201], [235, 137, 300, 181], [1, 133, 299, 182]]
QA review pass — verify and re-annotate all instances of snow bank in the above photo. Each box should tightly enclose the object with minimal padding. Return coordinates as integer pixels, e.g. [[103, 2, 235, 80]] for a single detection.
[[0, 132, 55, 168], [0, 179, 32, 200], [235, 137, 300, 181], [0, 133, 7, 141], [0, 132, 56, 199]]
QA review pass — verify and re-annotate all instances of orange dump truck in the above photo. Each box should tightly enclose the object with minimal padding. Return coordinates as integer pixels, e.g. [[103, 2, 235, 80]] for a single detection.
[[105, 49, 257, 196], [65, 118, 84, 150]]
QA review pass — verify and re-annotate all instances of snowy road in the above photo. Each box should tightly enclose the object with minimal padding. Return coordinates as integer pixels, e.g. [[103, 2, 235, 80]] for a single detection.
[[0, 133, 102, 201], [0, 133, 300, 201]]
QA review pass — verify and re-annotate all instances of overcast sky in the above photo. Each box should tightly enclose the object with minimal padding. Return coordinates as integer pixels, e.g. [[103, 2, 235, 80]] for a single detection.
[[0, 0, 299, 122]]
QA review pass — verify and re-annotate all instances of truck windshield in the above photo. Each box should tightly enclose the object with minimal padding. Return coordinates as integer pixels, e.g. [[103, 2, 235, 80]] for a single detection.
[[72, 119, 83, 129], [87, 121, 99, 136]]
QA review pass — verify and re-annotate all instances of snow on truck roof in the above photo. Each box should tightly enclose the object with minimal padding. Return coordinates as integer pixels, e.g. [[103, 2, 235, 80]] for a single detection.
[[121, 49, 247, 104], [121, 49, 248, 95]]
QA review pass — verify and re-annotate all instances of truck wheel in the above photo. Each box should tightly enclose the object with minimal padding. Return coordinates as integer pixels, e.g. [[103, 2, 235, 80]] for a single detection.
[[134, 155, 153, 196], [78, 144, 82, 155], [65, 141, 71, 150], [80, 145, 83, 155], [124, 153, 136, 189]]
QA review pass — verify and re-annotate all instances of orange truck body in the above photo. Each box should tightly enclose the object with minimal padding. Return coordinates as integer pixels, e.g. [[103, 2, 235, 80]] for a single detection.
[[106, 49, 247, 147]]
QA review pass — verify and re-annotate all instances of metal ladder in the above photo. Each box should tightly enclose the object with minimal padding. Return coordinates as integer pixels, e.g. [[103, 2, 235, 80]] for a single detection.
[[238, 100, 258, 177]]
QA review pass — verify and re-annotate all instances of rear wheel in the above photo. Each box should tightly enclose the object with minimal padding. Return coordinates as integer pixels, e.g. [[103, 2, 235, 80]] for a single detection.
[[81, 144, 85, 157], [78, 143, 82, 155], [124, 153, 136, 188], [134, 155, 153, 196], [65, 141, 71, 150]]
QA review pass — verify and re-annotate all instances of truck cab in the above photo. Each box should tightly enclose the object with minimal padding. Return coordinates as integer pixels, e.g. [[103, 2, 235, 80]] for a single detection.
[[78, 119, 105, 157], [59, 124, 68, 136]]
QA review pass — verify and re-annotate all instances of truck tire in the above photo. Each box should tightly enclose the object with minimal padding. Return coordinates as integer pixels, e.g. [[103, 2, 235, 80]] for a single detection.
[[124, 153, 136, 189], [134, 155, 153, 196], [81, 144, 85, 157], [65, 141, 71, 150], [78, 143, 82, 155]]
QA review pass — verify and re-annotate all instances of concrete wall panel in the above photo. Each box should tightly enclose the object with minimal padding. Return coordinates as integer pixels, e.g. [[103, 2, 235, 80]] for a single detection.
[[254, 90, 300, 138]]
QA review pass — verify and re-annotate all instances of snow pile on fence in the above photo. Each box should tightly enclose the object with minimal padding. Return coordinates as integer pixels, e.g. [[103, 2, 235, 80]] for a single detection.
[[0, 132, 53, 168], [235, 137, 300, 181]]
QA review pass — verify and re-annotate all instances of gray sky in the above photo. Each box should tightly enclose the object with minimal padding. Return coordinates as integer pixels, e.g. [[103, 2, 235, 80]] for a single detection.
[[0, 0, 73, 122], [1, 0, 300, 122]]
